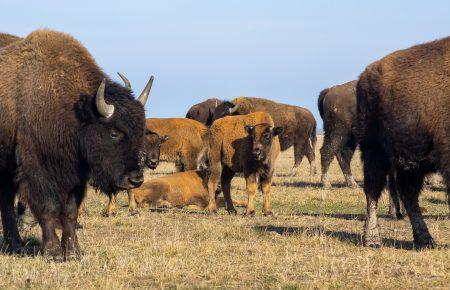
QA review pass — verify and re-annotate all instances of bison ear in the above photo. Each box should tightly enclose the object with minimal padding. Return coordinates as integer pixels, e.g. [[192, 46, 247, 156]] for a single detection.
[[272, 126, 283, 136], [160, 135, 169, 143], [244, 125, 254, 135]]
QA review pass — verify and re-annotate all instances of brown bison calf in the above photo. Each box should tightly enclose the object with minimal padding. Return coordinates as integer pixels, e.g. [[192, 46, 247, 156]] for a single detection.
[[207, 112, 282, 216], [132, 170, 246, 210], [357, 36, 450, 249], [212, 97, 316, 177], [146, 118, 208, 171]]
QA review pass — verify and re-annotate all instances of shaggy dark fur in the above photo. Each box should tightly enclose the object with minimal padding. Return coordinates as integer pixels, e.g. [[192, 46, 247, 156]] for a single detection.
[[356, 36, 450, 249], [0, 29, 147, 260], [186, 98, 222, 126], [212, 97, 317, 176], [318, 81, 358, 189]]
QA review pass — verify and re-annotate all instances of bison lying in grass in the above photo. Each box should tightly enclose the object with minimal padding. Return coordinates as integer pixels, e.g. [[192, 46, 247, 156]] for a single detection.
[[206, 112, 282, 216], [357, 36, 449, 249], [132, 170, 246, 210]]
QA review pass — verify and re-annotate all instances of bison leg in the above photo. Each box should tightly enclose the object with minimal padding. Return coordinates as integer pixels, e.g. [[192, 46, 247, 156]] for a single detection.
[[221, 167, 236, 215], [396, 169, 435, 249], [320, 133, 342, 189], [127, 190, 139, 215], [362, 151, 389, 248], [207, 161, 222, 214], [244, 173, 257, 216], [61, 194, 81, 261], [103, 194, 117, 217], [387, 173, 403, 220], [260, 174, 274, 216], [0, 176, 22, 252], [39, 216, 62, 259], [304, 138, 317, 176], [290, 142, 302, 176], [336, 146, 358, 189]]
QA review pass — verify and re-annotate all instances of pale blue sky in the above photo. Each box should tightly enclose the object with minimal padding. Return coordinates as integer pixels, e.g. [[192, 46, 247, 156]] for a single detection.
[[2, 0, 449, 127]]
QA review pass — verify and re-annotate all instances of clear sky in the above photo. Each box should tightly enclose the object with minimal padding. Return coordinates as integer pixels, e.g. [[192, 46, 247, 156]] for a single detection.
[[2, 0, 449, 128]]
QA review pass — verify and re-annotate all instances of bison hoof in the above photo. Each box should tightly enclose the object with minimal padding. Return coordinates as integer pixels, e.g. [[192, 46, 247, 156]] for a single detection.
[[244, 210, 255, 217], [413, 237, 436, 250], [0, 239, 24, 254], [227, 208, 237, 215], [102, 211, 116, 218], [263, 211, 273, 217], [129, 209, 140, 216]]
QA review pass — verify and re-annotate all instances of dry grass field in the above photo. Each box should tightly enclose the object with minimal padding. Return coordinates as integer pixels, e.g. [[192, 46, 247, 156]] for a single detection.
[[0, 136, 449, 289]]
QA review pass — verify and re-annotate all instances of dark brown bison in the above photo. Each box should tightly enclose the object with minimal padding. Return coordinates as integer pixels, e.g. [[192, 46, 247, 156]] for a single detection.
[[0, 29, 152, 260], [318, 81, 359, 189], [104, 130, 168, 216], [212, 97, 316, 176], [206, 112, 282, 215], [146, 118, 209, 171], [186, 98, 222, 126], [356, 36, 449, 249]]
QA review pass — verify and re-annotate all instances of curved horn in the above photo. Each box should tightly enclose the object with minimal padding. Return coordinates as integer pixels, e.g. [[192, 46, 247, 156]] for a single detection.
[[117, 72, 131, 89], [137, 76, 154, 106], [95, 79, 115, 118], [215, 99, 218, 108], [229, 104, 239, 114]]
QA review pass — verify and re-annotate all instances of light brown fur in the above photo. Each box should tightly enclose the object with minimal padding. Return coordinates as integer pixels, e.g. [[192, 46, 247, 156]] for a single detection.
[[146, 118, 208, 171], [207, 112, 280, 215], [132, 170, 247, 210]]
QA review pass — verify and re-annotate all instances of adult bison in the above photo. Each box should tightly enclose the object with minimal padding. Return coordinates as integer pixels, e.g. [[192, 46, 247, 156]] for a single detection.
[[356, 37, 449, 249], [186, 98, 222, 126], [0, 29, 152, 260], [146, 118, 209, 171], [103, 130, 168, 216], [207, 112, 282, 215], [212, 97, 317, 176], [318, 81, 359, 189]]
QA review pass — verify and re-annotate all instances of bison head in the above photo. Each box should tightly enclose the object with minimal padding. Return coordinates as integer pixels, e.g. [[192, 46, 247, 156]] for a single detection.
[[78, 76, 153, 195], [245, 124, 282, 162], [144, 130, 168, 170], [210, 101, 240, 124]]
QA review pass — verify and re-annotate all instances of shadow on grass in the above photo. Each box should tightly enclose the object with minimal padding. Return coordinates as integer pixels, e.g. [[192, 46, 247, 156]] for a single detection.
[[0, 236, 41, 257], [295, 212, 449, 221], [273, 180, 363, 189], [254, 225, 417, 250], [425, 197, 448, 205]]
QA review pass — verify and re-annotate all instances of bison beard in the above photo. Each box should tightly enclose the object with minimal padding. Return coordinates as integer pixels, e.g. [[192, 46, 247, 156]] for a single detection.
[[356, 36, 449, 249], [0, 29, 150, 260]]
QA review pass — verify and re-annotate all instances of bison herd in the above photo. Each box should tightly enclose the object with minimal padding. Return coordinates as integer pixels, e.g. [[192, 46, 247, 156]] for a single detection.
[[0, 29, 448, 261]]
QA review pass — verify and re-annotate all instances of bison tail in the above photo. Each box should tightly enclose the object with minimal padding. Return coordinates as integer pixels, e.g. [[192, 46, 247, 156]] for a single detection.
[[310, 119, 317, 150], [317, 88, 329, 119]]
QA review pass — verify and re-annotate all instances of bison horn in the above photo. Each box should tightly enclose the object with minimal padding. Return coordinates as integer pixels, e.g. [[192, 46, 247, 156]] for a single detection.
[[215, 100, 218, 108], [117, 72, 132, 89], [137, 76, 154, 106], [229, 104, 239, 114], [95, 79, 115, 118]]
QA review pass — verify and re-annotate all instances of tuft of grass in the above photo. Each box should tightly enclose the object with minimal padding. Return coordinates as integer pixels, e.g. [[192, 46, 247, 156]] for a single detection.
[[0, 136, 448, 289]]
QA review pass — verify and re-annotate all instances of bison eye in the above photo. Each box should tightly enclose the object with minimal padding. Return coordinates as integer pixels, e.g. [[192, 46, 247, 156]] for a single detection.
[[110, 129, 123, 140]]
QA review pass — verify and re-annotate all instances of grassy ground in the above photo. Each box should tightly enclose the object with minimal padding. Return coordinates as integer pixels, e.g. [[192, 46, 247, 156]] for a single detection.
[[0, 136, 449, 289]]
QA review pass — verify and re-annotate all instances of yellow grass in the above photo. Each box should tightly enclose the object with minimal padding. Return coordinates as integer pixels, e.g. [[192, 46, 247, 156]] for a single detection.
[[0, 136, 449, 289]]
